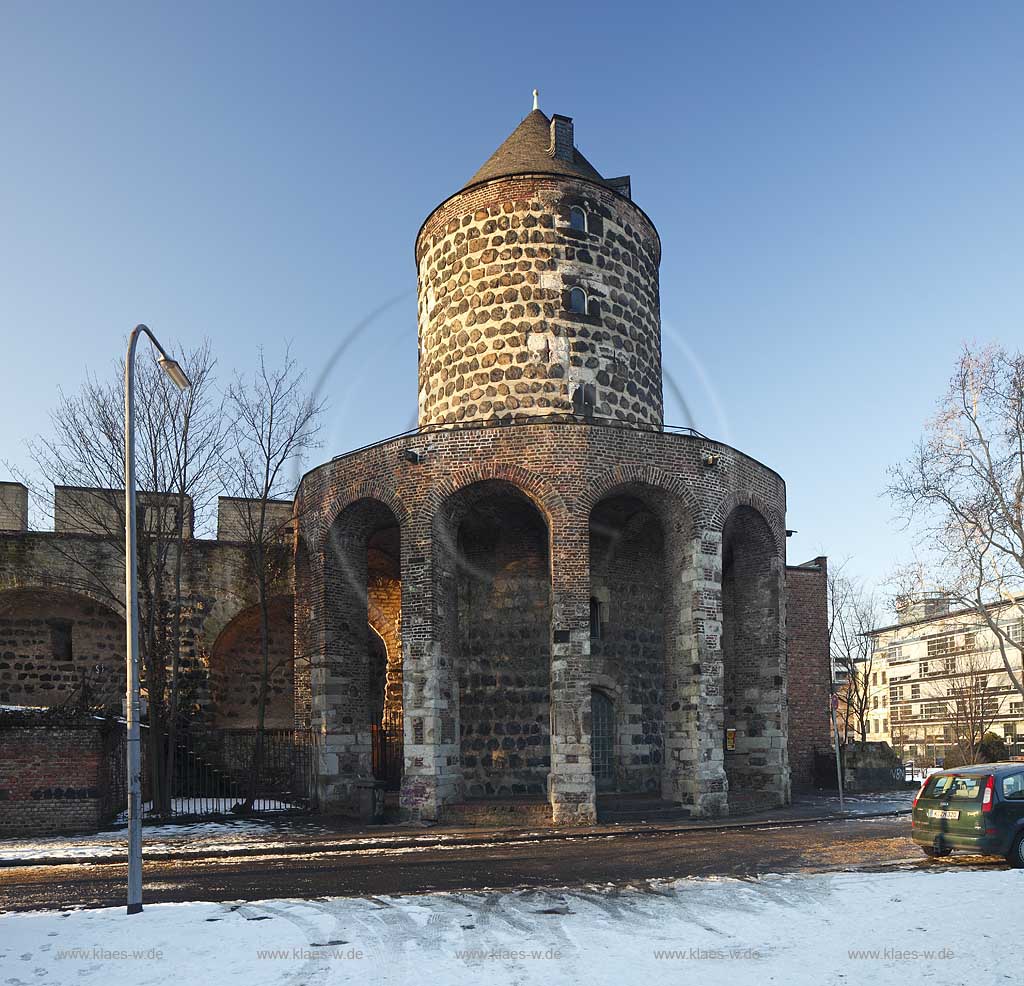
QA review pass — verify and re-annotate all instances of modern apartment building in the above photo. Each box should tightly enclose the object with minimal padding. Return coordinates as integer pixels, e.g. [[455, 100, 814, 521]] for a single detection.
[[864, 593, 1024, 765]]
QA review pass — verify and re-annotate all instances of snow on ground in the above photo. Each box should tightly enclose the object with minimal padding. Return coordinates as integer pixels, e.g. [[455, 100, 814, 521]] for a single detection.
[[0, 819, 469, 863], [0, 819, 292, 862], [1, 869, 1019, 986]]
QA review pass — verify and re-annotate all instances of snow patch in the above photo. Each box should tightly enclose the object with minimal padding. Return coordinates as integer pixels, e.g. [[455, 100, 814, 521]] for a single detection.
[[0, 869, 1019, 985]]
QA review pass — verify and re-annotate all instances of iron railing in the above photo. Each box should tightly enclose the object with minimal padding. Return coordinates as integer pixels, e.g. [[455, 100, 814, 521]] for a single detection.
[[106, 723, 320, 822], [372, 708, 403, 791]]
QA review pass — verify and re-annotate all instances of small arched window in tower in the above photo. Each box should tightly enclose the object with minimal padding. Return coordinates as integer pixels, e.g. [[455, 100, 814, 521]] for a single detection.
[[569, 287, 587, 314], [569, 206, 587, 232]]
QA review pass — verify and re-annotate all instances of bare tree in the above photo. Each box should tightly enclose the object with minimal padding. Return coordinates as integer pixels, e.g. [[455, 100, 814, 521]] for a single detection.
[[221, 347, 324, 811], [829, 563, 880, 743], [10, 341, 223, 816], [933, 648, 1009, 766], [888, 345, 1024, 699]]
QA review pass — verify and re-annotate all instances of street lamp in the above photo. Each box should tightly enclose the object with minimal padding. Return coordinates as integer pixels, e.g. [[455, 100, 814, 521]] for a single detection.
[[124, 324, 191, 915]]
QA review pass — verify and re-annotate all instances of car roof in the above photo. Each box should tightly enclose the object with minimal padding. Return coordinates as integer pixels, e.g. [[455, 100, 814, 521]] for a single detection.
[[932, 763, 1024, 776]]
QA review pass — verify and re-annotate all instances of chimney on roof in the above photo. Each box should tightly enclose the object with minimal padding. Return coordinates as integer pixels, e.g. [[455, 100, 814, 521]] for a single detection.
[[550, 114, 574, 163]]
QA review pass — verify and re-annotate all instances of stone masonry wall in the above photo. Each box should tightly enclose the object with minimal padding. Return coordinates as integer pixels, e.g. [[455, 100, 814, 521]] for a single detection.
[[0, 589, 125, 708], [456, 488, 551, 798], [721, 505, 789, 809], [589, 494, 665, 793], [416, 176, 663, 428], [296, 422, 790, 824], [0, 531, 292, 728], [207, 596, 295, 729]]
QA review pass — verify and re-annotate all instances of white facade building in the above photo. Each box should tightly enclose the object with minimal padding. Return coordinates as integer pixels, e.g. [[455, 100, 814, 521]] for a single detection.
[[865, 594, 1024, 765]]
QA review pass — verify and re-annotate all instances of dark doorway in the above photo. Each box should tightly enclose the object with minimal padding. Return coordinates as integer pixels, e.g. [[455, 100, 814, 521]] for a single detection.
[[591, 690, 615, 791]]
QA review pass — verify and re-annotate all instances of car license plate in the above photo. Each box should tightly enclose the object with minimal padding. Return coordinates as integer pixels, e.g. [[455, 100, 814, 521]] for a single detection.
[[927, 809, 959, 820]]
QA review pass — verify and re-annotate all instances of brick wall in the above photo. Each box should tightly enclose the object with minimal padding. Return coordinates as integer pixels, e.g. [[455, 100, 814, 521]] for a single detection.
[[0, 714, 119, 834], [785, 558, 830, 788], [0, 532, 295, 728]]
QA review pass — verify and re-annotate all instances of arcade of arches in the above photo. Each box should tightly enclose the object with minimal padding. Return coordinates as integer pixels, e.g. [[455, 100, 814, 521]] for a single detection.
[[301, 480, 818, 824]]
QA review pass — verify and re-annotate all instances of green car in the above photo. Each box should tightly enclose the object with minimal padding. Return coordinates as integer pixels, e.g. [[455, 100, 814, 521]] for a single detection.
[[912, 763, 1024, 866]]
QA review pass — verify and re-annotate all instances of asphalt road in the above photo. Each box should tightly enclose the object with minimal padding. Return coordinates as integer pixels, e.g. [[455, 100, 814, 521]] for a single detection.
[[0, 815, 1010, 912]]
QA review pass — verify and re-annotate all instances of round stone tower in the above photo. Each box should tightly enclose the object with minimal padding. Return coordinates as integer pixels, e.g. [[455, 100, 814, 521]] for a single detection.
[[416, 101, 663, 429], [296, 97, 796, 828]]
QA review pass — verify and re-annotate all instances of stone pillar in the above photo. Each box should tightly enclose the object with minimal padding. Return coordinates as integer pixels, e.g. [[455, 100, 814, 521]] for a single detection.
[[400, 528, 462, 820], [662, 527, 728, 817], [293, 539, 313, 730], [548, 521, 596, 825]]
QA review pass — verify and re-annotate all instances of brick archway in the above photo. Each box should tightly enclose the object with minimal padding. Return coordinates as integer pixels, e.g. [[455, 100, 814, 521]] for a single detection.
[[432, 478, 553, 802], [709, 491, 785, 557], [580, 463, 701, 539], [424, 462, 569, 534], [315, 496, 404, 809], [720, 503, 789, 810]]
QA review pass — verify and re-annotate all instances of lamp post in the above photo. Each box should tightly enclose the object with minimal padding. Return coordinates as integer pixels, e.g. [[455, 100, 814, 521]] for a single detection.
[[124, 324, 191, 915]]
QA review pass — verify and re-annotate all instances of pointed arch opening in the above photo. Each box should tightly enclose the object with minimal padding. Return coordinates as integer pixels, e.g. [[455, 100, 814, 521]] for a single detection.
[[323, 498, 403, 797], [588, 490, 668, 794], [436, 479, 552, 799], [721, 504, 786, 810]]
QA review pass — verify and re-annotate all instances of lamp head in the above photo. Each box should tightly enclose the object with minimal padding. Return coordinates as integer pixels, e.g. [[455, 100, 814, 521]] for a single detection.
[[158, 357, 192, 391]]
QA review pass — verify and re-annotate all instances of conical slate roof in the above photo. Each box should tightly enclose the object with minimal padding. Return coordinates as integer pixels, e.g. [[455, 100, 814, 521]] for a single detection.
[[465, 109, 609, 189]]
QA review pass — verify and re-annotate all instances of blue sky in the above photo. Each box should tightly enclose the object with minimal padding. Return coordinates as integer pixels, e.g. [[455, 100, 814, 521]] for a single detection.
[[2, 2, 1021, 599]]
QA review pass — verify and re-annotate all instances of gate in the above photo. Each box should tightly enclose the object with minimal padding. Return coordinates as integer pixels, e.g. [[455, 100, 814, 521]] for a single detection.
[[372, 707, 404, 790], [106, 723, 320, 821], [591, 690, 615, 791]]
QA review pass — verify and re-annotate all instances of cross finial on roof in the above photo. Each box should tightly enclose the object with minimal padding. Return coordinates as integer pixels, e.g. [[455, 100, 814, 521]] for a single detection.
[[532, 88, 539, 111]]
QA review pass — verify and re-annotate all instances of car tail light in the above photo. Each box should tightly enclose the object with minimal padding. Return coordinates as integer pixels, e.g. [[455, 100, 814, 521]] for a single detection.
[[982, 775, 995, 813], [912, 779, 927, 808]]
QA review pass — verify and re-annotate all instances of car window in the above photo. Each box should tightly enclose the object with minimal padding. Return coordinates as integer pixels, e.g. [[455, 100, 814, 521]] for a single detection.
[[923, 775, 984, 800], [1001, 773, 1024, 801]]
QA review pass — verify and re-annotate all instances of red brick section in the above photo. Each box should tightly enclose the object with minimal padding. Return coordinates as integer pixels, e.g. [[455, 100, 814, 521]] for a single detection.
[[785, 558, 831, 788], [0, 715, 120, 834]]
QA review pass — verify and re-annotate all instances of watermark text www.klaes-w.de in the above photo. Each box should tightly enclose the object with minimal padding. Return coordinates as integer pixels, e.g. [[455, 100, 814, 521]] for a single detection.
[[455, 948, 562, 961], [57, 948, 163, 961], [654, 947, 763, 960], [848, 947, 954, 961], [256, 947, 364, 961]]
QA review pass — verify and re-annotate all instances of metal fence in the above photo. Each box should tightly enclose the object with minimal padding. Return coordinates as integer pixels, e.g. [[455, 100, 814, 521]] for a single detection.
[[105, 722, 320, 822], [372, 708, 403, 791]]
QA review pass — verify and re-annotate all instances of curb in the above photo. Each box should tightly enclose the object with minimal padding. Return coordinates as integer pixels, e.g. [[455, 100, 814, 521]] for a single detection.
[[0, 806, 911, 869]]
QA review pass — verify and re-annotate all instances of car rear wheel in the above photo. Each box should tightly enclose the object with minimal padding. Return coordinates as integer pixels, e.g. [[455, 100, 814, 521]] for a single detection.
[[1006, 833, 1024, 869], [922, 844, 952, 859]]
